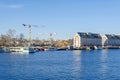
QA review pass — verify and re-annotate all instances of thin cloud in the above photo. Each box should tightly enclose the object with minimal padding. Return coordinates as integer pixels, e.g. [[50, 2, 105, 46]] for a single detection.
[[0, 4, 24, 9], [8, 4, 24, 8]]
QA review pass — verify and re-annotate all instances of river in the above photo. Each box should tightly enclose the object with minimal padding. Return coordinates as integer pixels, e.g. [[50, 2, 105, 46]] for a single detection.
[[0, 49, 120, 80]]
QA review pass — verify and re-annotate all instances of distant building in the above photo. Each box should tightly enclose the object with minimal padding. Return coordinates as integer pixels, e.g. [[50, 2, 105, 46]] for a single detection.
[[73, 32, 102, 48], [102, 34, 120, 46]]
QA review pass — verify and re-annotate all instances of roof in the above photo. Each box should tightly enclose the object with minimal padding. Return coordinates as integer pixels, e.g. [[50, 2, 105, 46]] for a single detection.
[[77, 32, 101, 38], [77, 32, 88, 38], [105, 34, 120, 39]]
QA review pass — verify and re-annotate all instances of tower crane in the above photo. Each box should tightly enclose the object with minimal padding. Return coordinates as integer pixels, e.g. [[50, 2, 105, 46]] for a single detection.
[[22, 24, 39, 47], [40, 32, 57, 46]]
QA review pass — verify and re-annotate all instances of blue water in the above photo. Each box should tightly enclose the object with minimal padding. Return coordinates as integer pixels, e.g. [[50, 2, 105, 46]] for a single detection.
[[0, 49, 120, 80]]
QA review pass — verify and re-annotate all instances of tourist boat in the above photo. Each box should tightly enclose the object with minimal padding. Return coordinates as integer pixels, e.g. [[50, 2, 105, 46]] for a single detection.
[[9, 47, 35, 53]]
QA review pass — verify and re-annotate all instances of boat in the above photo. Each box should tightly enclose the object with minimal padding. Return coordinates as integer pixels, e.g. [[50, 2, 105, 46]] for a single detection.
[[0, 47, 10, 53], [45, 47, 57, 51], [9, 47, 35, 53], [57, 48, 67, 51], [22, 47, 35, 53], [0, 47, 5, 53]]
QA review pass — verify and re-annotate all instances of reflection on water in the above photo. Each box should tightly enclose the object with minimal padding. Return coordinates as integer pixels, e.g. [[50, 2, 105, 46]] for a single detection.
[[100, 50, 108, 77], [73, 50, 81, 62], [72, 50, 81, 79], [101, 50, 108, 62]]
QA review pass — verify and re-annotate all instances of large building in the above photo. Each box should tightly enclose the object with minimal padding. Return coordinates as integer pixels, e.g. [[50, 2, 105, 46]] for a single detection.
[[102, 34, 120, 46], [73, 32, 102, 48]]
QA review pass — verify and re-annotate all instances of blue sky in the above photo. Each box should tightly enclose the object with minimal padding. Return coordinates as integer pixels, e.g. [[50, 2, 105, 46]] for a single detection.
[[0, 0, 120, 40]]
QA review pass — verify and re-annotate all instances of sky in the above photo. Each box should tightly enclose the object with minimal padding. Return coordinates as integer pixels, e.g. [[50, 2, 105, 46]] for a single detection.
[[0, 0, 120, 40]]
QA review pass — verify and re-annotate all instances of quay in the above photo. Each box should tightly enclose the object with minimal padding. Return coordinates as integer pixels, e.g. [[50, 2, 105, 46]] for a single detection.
[[0, 45, 120, 53]]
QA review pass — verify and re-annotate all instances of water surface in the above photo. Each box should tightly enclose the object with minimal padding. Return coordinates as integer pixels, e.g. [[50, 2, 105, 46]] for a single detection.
[[0, 49, 120, 80]]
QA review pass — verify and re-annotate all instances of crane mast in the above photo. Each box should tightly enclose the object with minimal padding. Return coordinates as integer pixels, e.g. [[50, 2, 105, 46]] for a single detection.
[[28, 25, 31, 47], [22, 24, 32, 47]]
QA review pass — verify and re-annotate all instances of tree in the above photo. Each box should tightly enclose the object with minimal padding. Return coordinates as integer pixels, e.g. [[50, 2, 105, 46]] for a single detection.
[[6, 29, 16, 46], [55, 40, 69, 48], [67, 38, 73, 46], [18, 33, 25, 46], [0, 34, 7, 46]]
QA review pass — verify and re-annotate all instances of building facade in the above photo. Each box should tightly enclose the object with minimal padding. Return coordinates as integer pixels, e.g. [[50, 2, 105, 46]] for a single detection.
[[102, 34, 120, 46], [73, 32, 102, 48]]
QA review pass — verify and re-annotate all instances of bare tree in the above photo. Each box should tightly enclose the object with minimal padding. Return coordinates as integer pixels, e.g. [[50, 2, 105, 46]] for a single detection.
[[0, 34, 7, 46], [6, 29, 16, 46], [18, 33, 25, 46]]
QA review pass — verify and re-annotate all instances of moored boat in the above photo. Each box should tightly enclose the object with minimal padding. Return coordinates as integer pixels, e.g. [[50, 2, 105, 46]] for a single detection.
[[9, 47, 35, 53], [45, 47, 57, 51]]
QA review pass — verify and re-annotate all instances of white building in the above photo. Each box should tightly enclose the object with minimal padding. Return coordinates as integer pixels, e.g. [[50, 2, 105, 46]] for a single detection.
[[102, 34, 120, 46], [73, 32, 102, 48]]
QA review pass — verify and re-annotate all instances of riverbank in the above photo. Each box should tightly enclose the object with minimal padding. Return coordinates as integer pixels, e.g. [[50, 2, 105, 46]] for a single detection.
[[0, 46, 120, 53]]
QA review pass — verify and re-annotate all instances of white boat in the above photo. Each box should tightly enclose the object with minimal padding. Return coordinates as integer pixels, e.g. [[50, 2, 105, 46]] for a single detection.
[[45, 47, 57, 51], [9, 47, 35, 53], [22, 47, 35, 53]]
